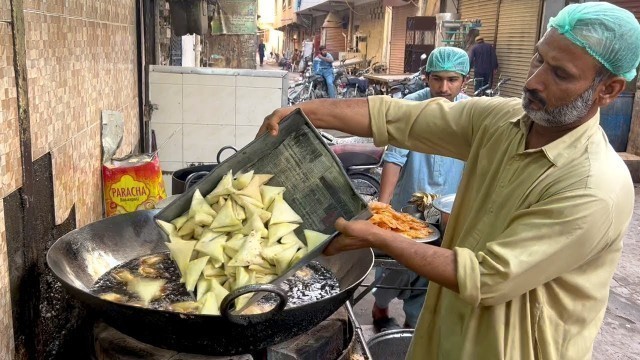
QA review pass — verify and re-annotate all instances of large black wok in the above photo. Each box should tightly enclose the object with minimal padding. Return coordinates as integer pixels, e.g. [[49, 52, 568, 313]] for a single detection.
[[46, 210, 373, 356]]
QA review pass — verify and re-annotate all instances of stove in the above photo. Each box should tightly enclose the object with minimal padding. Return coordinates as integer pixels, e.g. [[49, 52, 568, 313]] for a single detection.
[[92, 306, 369, 360]]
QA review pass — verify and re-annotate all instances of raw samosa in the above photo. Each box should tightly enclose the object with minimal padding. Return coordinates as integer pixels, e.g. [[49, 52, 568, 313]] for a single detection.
[[185, 256, 210, 292], [171, 214, 189, 231], [233, 170, 254, 190], [242, 214, 268, 238], [228, 231, 266, 267], [205, 170, 235, 203], [165, 239, 196, 279], [253, 174, 274, 186], [269, 196, 303, 225], [210, 198, 241, 230], [156, 220, 177, 236], [195, 235, 226, 266], [199, 291, 220, 315], [304, 230, 330, 251], [267, 223, 299, 245], [189, 189, 217, 219], [260, 186, 285, 209]]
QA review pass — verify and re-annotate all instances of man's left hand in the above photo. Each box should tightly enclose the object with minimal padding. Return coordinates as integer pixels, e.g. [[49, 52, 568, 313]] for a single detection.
[[323, 218, 382, 256]]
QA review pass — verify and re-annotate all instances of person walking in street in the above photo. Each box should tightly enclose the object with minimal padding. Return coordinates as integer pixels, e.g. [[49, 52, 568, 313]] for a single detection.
[[469, 35, 498, 93], [258, 39, 266, 67], [372, 46, 470, 332], [259, 2, 640, 359], [314, 46, 336, 98], [291, 49, 300, 72]]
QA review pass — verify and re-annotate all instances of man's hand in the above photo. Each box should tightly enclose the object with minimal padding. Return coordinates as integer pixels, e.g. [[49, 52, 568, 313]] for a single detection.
[[258, 107, 297, 138], [323, 218, 383, 256], [325, 216, 459, 293]]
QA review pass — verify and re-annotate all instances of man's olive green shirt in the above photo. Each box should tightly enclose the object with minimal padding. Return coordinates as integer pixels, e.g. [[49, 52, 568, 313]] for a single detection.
[[368, 96, 634, 360]]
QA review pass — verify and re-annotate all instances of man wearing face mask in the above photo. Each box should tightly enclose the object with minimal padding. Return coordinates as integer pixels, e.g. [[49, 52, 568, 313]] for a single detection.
[[372, 46, 470, 332], [259, 2, 640, 359]]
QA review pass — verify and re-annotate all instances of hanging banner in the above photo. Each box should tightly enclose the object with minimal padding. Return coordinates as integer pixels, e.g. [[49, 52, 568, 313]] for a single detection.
[[212, 0, 258, 35]]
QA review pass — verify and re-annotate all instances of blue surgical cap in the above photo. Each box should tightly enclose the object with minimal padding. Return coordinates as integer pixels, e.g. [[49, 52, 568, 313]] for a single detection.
[[426, 46, 470, 76], [548, 2, 640, 81]]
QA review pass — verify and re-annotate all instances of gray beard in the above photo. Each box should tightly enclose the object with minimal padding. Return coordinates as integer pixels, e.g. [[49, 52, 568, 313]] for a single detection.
[[521, 83, 597, 127]]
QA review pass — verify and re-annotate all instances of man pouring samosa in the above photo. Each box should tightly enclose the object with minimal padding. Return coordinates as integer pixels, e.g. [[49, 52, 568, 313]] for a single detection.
[[259, 2, 639, 359]]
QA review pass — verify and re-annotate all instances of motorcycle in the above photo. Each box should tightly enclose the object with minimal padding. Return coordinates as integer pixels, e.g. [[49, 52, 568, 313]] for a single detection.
[[474, 76, 511, 97], [319, 131, 383, 203], [388, 53, 428, 99], [287, 56, 376, 104]]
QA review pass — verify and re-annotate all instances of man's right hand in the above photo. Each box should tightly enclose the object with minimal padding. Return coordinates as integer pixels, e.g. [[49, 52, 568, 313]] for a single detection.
[[258, 107, 297, 138]]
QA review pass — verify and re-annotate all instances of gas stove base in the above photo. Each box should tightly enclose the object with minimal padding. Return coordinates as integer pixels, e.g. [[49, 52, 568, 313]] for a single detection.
[[91, 306, 368, 360]]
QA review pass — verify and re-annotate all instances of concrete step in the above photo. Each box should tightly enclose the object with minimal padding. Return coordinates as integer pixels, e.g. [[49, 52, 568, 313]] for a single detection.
[[619, 152, 640, 183]]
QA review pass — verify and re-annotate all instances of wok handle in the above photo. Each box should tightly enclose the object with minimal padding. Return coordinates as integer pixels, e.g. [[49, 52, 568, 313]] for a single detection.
[[216, 146, 237, 164], [220, 284, 288, 325]]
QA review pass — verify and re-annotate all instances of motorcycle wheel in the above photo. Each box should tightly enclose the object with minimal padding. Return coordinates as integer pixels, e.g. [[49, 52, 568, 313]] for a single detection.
[[349, 172, 380, 203], [341, 87, 355, 98]]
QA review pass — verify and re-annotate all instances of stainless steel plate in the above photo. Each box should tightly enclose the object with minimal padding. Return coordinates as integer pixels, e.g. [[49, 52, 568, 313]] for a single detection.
[[432, 193, 456, 215], [372, 222, 441, 257]]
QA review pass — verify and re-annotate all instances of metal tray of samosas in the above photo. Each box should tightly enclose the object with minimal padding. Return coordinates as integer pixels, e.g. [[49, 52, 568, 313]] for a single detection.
[[155, 109, 368, 313]]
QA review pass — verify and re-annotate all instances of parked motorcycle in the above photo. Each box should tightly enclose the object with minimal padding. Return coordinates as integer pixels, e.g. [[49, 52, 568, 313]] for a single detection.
[[474, 76, 511, 97], [388, 53, 428, 99], [319, 131, 383, 203], [288, 56, 378, 104]]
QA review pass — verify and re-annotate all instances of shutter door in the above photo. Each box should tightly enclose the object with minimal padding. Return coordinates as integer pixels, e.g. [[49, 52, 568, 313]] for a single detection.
[[459, 0, 499, 92], [459, 0, 499, 44], [495, 0, 541, 97], [607, 0, 640, 19], [324, 27, 346, 56], [389, 4, 418, 74]]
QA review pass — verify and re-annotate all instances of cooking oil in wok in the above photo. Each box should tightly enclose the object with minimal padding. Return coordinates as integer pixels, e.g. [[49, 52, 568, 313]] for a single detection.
[[90, 252, 340, 312]]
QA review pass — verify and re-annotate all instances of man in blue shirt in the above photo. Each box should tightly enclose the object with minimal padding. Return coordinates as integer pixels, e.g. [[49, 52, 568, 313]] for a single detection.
[[372, 46, 470, 331], [314, 46, 336, 98], [468, 36, 499, 92]]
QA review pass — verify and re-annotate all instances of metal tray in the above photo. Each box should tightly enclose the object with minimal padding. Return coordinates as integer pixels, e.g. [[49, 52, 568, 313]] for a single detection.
[[155, 109, 368, 312], [432, 193, 455, 214]]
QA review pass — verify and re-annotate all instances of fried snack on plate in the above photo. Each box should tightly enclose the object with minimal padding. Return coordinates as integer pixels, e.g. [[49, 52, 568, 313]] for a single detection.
[[367, 202, 432, 239]]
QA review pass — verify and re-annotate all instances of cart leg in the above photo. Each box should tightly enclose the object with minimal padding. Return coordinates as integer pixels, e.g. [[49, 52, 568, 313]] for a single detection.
[[352, 267, 391, 305]]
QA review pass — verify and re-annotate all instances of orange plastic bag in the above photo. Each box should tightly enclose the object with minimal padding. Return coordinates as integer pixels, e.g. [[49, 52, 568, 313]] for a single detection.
[[102, 153, 167, 217]]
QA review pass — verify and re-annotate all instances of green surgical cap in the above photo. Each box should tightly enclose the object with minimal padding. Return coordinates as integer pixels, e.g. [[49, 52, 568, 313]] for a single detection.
[[548, 2, 640, 81], [426, 46, 470, 76]]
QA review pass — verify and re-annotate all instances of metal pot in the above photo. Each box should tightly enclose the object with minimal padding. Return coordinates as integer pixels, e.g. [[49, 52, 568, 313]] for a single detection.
[[46, 210, 374, 356], [431, 193, 455, 235], [367, 329, 414, 359], [171, 146, 237, 195]]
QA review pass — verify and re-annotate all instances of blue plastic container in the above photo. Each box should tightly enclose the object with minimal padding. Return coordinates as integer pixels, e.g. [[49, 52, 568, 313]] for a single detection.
[[600, 93, 634, 152]]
